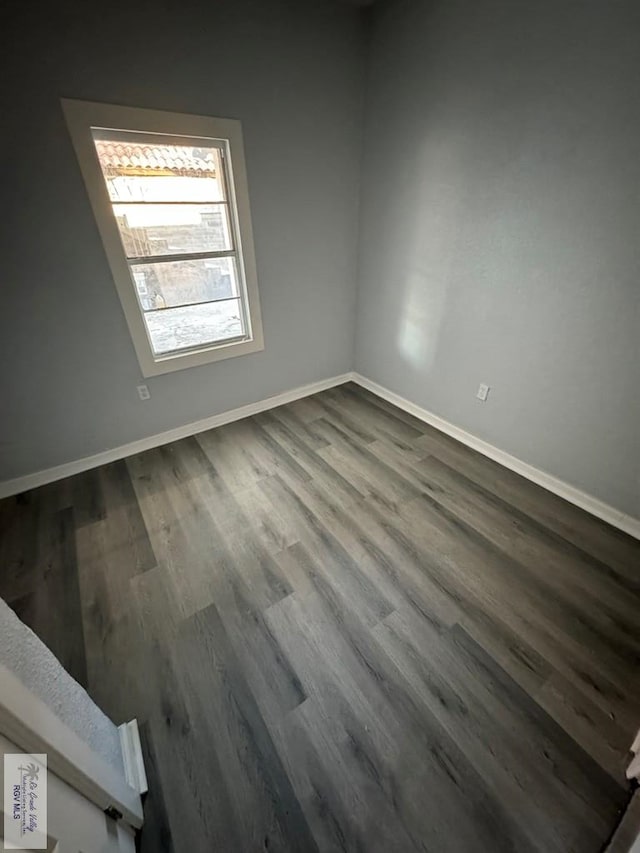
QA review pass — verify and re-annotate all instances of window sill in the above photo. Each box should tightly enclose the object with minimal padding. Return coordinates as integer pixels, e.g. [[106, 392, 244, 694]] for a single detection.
[[138, 333, 265, 377]]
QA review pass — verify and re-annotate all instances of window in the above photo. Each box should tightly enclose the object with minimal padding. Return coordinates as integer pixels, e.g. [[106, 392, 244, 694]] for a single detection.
[[62, 100, 264, 376]]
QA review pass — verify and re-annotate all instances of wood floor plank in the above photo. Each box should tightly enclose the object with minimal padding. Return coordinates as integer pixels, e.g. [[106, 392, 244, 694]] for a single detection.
[[391, 493, 640, 732], [98, 459, 157, 575], [126, 447, 217, 620], [410, 420, 638, 582], [1, 385, 638, 852], [268, 403, 334, 450], [324, 384, 426, 444], [144, 642, 244, 851], [534, 671, 632, 783], [278, 697, 422, 853], [11, 506, 87, 687], [449, 624, 628, 816], [315, 422, 420, 512], [136, 722, 175, 853], [412, 451, 640, 609], [372, 610, 603, 853], [155, 439, 306, 723], [175, 602, 319, 852], [195, 418, 273, 493], [347, 382, 436, 434], [271, 543, 538, 853], [303, 395, 379, 446], [260, 479, 396, 627], [233, 482, 301, 555], [75, 518, 149, 721], [269, 468, 464, 630], [71, 468, 106, 528], [399, 480, 640, 686], [0, 493, 50, 605], [167, 436, 294, 611], [254, 410, 363, 499]]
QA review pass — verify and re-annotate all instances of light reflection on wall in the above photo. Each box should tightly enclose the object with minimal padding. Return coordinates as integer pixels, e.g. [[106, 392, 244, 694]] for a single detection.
[[394, 132, 464, 373]]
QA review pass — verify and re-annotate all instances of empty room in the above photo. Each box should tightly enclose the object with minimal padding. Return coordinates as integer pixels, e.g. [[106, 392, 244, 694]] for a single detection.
[[1, 0, 639, 850]]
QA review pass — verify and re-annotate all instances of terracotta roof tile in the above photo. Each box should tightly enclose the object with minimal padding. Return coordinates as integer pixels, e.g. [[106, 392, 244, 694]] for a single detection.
[[95, 140, 217, 178]]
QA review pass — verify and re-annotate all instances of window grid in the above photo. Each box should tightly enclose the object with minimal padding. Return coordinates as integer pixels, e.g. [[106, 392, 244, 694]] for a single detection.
[[63, 99, 264, 376], [93, 131, 249, 355]]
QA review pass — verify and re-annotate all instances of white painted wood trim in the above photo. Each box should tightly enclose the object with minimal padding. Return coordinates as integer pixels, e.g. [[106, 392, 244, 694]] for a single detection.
[[118, 720, 148, 794], [0, 664, 143, 830], [627, 729, 640, 782], [0, 373, 352, 499], [351, 372, 640, 542], [0, 731, 137, 853]]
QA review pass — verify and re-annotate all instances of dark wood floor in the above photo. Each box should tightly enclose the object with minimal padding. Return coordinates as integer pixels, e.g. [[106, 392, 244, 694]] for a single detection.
[[1, 382, 639, 852]]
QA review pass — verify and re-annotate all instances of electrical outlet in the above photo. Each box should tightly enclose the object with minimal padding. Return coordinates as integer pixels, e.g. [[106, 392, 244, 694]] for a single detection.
[[137, 384, 151, 401], [476, 383, 490, 402]]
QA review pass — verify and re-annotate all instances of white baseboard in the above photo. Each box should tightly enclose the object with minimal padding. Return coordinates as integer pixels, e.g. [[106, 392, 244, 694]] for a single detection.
[[3, 369, 638, 541], [351, 372, 640, 541], [118, 720, 148, 795], [0, 373, 352, 499]]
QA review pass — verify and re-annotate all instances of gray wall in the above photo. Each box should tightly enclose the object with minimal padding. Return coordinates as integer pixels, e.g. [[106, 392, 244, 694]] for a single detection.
[[356, 0, 640, 518], [0, 0, 363, 481], [2, 0, 638, 521], [0, 597, 125, 775]]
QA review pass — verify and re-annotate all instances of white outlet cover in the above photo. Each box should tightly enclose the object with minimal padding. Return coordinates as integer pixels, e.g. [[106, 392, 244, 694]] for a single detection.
[[476, 383, 490, 401], [137, 384, 151, 401]]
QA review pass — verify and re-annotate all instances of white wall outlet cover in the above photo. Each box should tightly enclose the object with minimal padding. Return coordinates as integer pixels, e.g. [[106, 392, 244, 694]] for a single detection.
[[137, 385, 151, 401], [476, 383, 490, 401]]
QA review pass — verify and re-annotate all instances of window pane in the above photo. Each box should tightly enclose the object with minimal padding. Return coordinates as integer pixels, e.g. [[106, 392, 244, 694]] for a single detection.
[[131, 257, 239, 310], [92, 135, 225, 203], [114, 203, 232, 257], [144, 300, 244, 355]]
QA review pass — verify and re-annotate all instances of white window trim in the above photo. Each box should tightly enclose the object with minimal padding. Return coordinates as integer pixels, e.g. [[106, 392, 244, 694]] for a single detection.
[[62, 99, 264, 377]]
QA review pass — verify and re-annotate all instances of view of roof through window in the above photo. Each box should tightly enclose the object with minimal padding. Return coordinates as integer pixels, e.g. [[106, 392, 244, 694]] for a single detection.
[[92, 133, 246, 356]]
